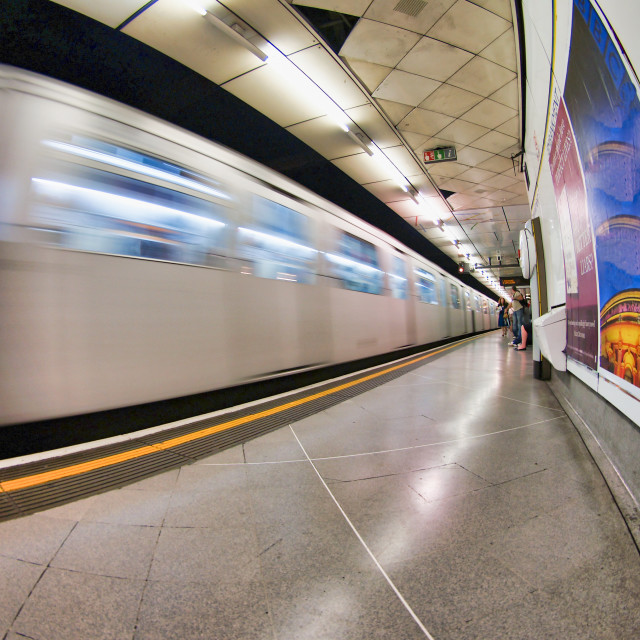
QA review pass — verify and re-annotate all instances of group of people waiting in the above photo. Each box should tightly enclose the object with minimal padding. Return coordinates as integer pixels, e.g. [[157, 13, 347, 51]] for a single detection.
[[497, 285, 532, 350]]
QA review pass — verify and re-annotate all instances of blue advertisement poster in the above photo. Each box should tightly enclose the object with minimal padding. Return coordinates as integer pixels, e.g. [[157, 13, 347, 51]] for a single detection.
[[562, 0, 640, 396]]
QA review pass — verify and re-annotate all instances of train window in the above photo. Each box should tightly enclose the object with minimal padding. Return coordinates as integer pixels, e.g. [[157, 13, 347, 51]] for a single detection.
[[237, 196, 316, 284], [327, 232, 383, 294], [28, 161, 230, 267], [474, 295, 481, 312], [465, 291, 472, 310], [389, 255, 408, 299], [439, 278, 448, 306], [44, 137, 229, 202], [449, 284, 461, 309], [415, 268, 439, 304]]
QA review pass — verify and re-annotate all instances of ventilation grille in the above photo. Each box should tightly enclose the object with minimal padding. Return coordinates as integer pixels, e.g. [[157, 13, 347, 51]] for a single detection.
[[394, 0, 428, 17]]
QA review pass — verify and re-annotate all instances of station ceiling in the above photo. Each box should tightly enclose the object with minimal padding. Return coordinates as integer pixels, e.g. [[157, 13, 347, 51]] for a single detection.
[[48, 0, 531, 295]]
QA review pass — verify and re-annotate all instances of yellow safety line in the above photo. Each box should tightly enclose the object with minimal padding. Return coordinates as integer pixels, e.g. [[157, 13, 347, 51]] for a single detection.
[[1, 335, 482, 493]]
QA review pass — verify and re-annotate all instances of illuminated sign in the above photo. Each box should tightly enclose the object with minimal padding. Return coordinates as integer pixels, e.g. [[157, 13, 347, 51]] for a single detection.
[[423, 147, 456, 163]]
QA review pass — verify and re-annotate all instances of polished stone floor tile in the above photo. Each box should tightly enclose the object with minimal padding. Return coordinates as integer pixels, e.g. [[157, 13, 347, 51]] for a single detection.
[[0, 556, 45, 635], [2, 332, 639, 639], [386, 540, 535, 637], [134, 579, 273, 640], [0, 515, 75, 564], [50, 521, 159, 579], [264, 569, 428, 640], [193, 442, 245, 465], [243, 425, 307, 463], [324, 462, 490, 519], [126, 467, 180, 492], [163, 485, 253, 530], [81, 487, 171, 526], [174, 460, 250, 492], [148, 525, 261, 584], [12, 567, 145, 640]]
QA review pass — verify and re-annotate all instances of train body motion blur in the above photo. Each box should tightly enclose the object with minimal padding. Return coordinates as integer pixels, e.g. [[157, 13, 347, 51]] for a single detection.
[[0, 66, 497, 426]]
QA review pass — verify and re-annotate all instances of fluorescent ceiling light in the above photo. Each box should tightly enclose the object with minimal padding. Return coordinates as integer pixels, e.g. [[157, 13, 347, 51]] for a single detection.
[[202, 10, 268, 62]]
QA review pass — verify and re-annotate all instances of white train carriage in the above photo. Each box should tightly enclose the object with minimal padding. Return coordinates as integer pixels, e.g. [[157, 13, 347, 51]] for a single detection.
[[0, 66, 496, 426]]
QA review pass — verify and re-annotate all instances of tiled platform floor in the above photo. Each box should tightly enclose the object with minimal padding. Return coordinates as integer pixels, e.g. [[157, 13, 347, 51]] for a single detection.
[[2, 332, 640, 639]]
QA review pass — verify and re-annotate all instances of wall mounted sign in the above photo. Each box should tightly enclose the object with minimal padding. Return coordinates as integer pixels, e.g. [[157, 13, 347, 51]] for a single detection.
[[423, 147, 456, 163]]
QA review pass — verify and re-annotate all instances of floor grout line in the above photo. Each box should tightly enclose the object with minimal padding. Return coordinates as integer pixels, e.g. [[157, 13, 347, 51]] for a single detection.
[[407, 375, 565, 411], [198, 416, 568, 467], [289, 425, 436, 640]]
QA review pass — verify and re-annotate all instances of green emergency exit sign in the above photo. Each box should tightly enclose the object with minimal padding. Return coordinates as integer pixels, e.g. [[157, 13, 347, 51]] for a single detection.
[[423, 147, 457, 163]]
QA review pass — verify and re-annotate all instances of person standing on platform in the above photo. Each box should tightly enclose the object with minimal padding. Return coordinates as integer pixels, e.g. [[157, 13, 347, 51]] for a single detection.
[[497, 297, 508, 336], [510, 285, 525, 346]]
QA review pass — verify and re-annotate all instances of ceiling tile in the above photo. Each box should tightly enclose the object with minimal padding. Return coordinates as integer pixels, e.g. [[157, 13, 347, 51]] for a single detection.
[[286, 116, 366, 160], [484, 189, 518, 203], [435, 119, 489, 145], [421, 224, 453, 239], [364, 179, 417, 203], [479, 28, 517, 71], [397, 108, 455, 137], [470, 130, 518, 153], [503, 204, 532, 220], [456, 167, 498, 184], [438, 177, 478, 192], [398, 37, 473, 82], [50, 0, 146, 27], [339, 19, 421, 67], [289, 45, 369, 110], [447, 192, 483, 209], [426, 161, 469, 178], [376, 99, 413, 125], [345, 103, 404, 148], [388, 198, 448, 222], [225, 64, 333, 126], [332, 153, 393, 184], [496, 115, 520, 137], [455, 208, 505, 222], [459, 98, 517, 129], [418, 83, 484, 117], [448, 56, 516, 97], [489, 78, 519, 108], [231, 0, 319, 55], [422, 135, 464, 150], [401, 131, 430, 150], [411, 176, 441, 197], [427, 0, 511, 54], [343, 59, 392, 92], [466, 0, 513, 21], [502, 194, 530, 206], [456, 146, 494, 165], [497, 142, 522, 158], [384, 145, 425, 176], [123, 1, 265, 85], [292, 0, 371, 15], [372, 69, 440, 106], [483, 173, 519, 189], [364, 0, 458, 34], [476, 154, 514, 172], [461, 183, 496, 199], [505, 180, 528, 195]]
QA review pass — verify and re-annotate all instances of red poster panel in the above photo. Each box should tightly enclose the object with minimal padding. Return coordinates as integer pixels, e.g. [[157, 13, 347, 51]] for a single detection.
[[548, 97, 599, 367]]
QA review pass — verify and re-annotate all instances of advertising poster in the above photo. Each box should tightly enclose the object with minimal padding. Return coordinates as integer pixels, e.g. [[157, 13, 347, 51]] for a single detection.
[[558, 0, 640, 395], [548, 93, 598, 367]]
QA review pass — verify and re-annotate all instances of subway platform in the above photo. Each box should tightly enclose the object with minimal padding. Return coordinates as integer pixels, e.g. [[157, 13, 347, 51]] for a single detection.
[[1, 331, 639, 639]]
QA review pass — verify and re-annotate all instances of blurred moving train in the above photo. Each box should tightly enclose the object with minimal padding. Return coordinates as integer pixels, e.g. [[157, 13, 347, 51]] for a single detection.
[[0, 65, 498, 427]]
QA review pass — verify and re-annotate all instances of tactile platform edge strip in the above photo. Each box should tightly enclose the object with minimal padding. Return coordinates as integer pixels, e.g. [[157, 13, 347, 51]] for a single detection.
[[0, 340, 466, 520]]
